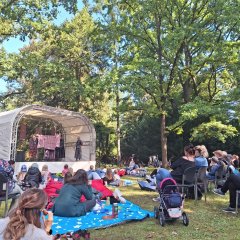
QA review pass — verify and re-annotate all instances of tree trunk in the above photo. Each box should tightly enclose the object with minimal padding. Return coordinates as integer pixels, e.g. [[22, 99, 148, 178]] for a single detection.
[[160, 113, 168, 167], [116, 88, 121, 165]]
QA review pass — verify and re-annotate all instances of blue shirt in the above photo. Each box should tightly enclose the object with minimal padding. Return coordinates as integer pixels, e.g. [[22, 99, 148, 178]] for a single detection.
[[195, 156, 208, 168]]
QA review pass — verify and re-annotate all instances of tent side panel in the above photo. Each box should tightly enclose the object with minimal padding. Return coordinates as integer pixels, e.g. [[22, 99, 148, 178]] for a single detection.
[[0, 123, 12, 160]]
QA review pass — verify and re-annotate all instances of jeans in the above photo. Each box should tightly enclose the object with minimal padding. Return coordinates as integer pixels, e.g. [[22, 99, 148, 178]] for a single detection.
[[155, 168, 172, 188], [87, 172, 101, 180], [85, 199, 96, 212], [221, 174, 240, 208]]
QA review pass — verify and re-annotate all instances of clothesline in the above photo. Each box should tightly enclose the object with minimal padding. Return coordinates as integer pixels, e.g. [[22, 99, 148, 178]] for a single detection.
[[37, 134, 61, 150]]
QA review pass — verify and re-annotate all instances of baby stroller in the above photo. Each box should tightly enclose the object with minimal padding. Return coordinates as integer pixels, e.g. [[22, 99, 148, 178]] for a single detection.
[[153, 178, 189, 227]]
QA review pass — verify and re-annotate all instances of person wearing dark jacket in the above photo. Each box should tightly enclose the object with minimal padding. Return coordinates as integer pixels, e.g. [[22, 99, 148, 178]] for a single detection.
[[53, 169, 96, 217], [24, 163, 42, 188], [170, 144, 196, 183]]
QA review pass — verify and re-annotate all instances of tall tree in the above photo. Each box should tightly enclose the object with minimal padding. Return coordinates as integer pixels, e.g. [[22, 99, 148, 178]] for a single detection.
[[90, 0, 240, 167], [0, 0, 77, 42]]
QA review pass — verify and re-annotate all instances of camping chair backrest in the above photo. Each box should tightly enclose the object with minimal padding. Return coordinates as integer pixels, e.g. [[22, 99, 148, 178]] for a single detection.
[[182, 166, 197, 185], [215, 165, 224, 179], [197, 167, 208, 182], [0, 172, 8, 196]]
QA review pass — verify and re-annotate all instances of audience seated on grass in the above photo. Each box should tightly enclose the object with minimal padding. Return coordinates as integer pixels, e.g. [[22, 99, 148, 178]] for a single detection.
[[0, 159, 22, 196], [53, 169, 96, 217], [61, 164, 69, 177], [103, 168, 114, 185], [125, 156, 139, 174], [112, 169, 122, 186], [17, 164, 27, 182], [23, 163, 42, 188], [231, 155, 239, 170], [63, 171, 72, 184], [41, 164, 51, 187], [148, 168, 172, 190], [87, 165, 101, 180], [170, 144, 195, 183], [194, 145, 209, 169], [213, 171, 240, 213], [212, 150, 229, 169], [0, 160, 22, 211], [0, 188, 53, 240], [206, 157, 221, 180]]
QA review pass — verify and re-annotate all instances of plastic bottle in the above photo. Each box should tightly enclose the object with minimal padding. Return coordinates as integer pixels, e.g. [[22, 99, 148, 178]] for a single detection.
[[106, 197, 110, 205], [112, 203, 118, 218]]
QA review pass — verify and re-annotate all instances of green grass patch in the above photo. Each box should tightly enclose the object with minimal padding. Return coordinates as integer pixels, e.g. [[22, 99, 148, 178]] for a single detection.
[[1, 176, 239, 240], [90, 176, 239, 240]]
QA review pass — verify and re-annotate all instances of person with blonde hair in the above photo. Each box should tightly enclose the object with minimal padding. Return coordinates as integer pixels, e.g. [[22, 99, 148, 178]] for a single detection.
[[41, 164, 51, 186], [0, 188, 53, 239], [194, 145, 209, 169], [213, 150, 227, 160]]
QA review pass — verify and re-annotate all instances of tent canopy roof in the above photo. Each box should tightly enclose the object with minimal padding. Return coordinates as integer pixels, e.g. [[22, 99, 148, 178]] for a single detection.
[[0, 105, 96, 161]]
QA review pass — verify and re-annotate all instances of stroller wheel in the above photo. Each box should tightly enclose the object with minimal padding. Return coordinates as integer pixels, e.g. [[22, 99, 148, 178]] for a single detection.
[[154, 206, 159, 219], [182, 212, 189, 226], [158, 212, 165, 227]]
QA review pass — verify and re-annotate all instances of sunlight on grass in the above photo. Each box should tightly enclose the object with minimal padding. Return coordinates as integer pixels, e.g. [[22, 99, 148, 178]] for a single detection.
[[1, 176, 240, 240]]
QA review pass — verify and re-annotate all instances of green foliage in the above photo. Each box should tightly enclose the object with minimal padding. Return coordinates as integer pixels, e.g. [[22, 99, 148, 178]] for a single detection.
[[1, 0, 240, 161], [0, 0, 78, 42], [191, 120, 238, 143]]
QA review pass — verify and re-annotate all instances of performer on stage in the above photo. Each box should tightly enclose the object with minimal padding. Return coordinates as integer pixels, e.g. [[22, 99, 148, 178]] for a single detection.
[[29, 135, 38, 160], [74, 137, 83, 161]]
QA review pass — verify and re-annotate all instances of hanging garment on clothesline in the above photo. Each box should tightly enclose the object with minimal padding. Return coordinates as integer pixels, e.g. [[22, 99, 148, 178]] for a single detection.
[[37, 134, 60, 150]]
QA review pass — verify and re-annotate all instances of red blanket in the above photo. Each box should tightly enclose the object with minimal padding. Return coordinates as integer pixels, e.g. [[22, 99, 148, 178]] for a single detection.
[[44, 179, 63, 197], [44, 179, 113, 208]]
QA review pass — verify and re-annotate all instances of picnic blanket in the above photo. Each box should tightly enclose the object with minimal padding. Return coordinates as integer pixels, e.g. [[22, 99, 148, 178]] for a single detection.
[[52, 200, 153, 234], [138, 180, 156, 191]]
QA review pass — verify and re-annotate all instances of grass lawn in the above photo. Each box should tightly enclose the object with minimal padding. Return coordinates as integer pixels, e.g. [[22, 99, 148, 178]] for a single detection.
[[1, 176, 239, 240], [90, 176, 239, 240]]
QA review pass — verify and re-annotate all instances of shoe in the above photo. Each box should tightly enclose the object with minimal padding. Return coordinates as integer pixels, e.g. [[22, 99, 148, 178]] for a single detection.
[[152, 197, 160, 202], [113, 188, 122, 199], [212, 188, 225, 196], [222, 207, 236, 213], [119, 196, 126, 204]]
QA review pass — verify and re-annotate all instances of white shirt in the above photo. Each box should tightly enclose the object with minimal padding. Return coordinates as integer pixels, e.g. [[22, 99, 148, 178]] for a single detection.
[[0, 217, 52, 240]]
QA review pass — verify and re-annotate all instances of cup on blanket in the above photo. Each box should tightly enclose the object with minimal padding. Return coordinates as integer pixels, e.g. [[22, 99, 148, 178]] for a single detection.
[[104, 181, 108, 186]]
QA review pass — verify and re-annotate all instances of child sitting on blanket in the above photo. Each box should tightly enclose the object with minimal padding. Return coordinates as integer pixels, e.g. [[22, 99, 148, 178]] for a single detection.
[[103, 168, 114, 185], [41, 164, 51, 185], [113, 169, 122, 186], [103, 168, 122, 186], [62, 164, 69, 177], [17, 164, 27, 182]]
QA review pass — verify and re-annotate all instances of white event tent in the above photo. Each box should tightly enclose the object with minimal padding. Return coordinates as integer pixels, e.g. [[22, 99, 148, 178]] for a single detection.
[[0, 105, 96, 173]]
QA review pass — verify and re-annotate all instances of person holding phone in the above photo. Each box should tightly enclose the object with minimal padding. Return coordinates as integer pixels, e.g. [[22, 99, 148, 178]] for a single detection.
[[0, 188, 54, 240]]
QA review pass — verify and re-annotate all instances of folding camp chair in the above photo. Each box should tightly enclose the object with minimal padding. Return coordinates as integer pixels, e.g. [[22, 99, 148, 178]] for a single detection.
[[236, 190, 240, 213], [182, 166, 198, 201], [0, 172, 20, 217], [196, 167, 208, 202], [208, 165, 224, 189]]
